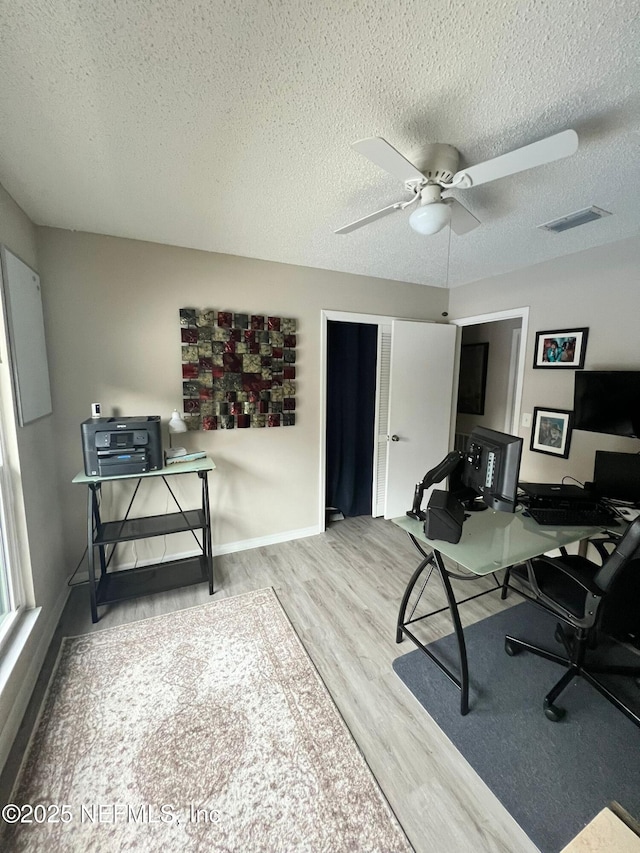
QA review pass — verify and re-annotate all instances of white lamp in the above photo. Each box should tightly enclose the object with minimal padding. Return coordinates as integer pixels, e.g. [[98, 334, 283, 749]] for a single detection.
[[167, 409, 188, 457], [409, 202, 452, 235]]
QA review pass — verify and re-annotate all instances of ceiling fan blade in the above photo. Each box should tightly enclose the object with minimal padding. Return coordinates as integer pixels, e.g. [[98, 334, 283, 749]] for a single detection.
[[452, 129, 578, 189], [351, 137, 425, 184], [334, 199, 411, 234], [444, 198, 481, 235]]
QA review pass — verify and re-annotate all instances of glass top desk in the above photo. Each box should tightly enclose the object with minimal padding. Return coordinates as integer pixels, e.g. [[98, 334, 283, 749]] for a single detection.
[[393, 508, 616, 715]]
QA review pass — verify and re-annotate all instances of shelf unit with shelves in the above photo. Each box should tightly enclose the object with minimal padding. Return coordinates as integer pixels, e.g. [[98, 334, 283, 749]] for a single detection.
[[73, 458, 215, 622]]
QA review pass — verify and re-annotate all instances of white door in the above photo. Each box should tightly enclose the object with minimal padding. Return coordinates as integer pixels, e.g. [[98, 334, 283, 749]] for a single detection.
[[384, 321, 458, 520]]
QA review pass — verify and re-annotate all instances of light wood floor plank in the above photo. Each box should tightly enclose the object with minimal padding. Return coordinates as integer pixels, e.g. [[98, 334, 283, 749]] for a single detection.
[[0, 516, 539, 852]]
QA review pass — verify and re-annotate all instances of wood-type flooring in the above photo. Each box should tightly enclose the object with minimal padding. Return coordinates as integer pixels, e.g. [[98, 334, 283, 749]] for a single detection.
[[1, 516, 540, 853]]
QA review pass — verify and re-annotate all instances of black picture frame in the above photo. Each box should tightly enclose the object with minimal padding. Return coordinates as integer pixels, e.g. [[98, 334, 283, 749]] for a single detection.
[[457, 342, 489, 415], [533, 327, 589, 369], [530, 407, 573, 458]]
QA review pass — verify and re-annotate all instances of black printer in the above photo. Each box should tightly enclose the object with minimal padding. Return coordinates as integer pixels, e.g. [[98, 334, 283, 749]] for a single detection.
[[81, 416, 163, 477]]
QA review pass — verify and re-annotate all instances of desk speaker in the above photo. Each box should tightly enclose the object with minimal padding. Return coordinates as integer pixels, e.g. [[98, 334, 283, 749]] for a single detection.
[[424, 489, 465, 544]]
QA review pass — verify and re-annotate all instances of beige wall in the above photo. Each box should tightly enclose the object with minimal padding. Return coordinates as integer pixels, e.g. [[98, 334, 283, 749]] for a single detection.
[[0, 185, 67, 766], [36, 228, 448, 568], [449, 235, 640, 484]]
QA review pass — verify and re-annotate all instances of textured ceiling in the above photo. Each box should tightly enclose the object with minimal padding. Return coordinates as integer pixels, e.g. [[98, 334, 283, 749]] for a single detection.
[[0, 0, 639, 288]]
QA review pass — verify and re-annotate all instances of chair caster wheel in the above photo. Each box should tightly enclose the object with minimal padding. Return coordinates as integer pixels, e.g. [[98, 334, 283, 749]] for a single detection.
[[505, 639, 521, 657], [543, 700, 566, 722]]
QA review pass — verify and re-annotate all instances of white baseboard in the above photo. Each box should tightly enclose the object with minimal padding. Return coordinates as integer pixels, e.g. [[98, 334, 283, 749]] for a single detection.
[[213, 525, 321, 556], [69, 525, 322, 578]]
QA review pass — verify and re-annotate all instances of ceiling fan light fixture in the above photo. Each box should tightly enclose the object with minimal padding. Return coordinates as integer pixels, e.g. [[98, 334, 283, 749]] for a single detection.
[[409, 202, 452, 235]]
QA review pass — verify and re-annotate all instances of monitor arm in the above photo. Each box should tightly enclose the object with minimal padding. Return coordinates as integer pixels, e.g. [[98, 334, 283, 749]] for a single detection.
[[406, 450, 463, 521]]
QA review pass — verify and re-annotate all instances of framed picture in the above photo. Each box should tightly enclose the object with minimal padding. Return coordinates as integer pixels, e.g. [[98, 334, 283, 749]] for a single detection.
[[533, 327, 588, 369], [530, 407, 573, 458], [457, 342, 489, 415]]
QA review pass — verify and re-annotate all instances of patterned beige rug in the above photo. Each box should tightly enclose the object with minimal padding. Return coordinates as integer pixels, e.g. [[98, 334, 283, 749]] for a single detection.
[[1, 588, 412, 852]]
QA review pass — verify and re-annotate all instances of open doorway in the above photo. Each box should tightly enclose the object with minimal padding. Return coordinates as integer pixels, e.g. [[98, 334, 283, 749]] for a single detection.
[[319, 307, 528, 532], [325, 320, 378, 522], [319, 309, 395, 532], [452, 307, 529, 449]]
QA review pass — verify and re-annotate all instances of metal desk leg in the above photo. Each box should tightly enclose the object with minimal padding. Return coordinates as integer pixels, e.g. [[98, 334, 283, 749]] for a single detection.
[[90, 483, 107, 577], [433, 549, 470, 716], [200, 470, 214, 595], [396, 534, 471, 716], [87, 485, 99, 623], [396, 554, 434, 643]]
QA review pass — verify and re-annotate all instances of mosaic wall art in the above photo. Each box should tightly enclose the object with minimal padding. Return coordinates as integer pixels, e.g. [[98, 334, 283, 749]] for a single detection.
[[179, 308, 297, 429]]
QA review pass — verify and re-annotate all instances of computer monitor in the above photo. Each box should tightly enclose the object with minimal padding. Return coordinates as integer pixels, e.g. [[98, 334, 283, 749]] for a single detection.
[[574, 371, 640, 438], [592, 451, 640, 504], [454, 426, 523, 513]]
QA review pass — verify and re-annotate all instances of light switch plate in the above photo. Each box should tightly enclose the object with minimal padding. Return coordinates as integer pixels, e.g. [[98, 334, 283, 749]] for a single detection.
[[522, 412, 532, 428]]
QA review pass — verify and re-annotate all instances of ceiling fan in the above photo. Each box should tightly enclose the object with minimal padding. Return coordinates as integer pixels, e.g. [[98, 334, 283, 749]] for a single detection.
[[335, 130, 579, 237]]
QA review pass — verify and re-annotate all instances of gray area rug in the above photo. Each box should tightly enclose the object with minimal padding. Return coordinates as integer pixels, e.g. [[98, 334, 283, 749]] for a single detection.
[[3, 589, 411, 852], [393, 602, 640, 853]]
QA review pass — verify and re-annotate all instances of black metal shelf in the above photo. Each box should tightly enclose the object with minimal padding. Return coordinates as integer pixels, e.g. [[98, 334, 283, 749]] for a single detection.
[[95, 555, 209, 606], [95, 509, 206, 544], [76, 463, 214, 622]]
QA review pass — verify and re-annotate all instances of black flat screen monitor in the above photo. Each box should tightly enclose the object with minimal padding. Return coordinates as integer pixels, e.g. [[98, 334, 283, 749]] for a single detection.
[[592, 451, 640, 504], [574, 371, 640, 438], [455, 426, 523, 513]]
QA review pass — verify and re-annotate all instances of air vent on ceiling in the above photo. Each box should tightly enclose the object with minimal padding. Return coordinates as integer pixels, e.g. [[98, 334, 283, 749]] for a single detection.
[[538, 206, 612, 233]]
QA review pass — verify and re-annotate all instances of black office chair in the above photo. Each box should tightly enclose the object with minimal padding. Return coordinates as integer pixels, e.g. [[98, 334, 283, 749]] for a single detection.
[[502, 517, 640, 727]]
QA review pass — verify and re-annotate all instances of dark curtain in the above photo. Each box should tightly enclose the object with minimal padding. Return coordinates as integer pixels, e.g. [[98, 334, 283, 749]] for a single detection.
[[326, 321, 378, 517]]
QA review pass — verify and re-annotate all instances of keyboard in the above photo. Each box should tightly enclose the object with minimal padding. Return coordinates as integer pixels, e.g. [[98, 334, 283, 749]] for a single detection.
[[526, 505, 620, 527]]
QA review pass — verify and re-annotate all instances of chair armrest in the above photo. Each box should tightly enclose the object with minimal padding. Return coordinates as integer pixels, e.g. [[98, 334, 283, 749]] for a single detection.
[[588, 536, 619, 564], [534, 555, 603, 597]]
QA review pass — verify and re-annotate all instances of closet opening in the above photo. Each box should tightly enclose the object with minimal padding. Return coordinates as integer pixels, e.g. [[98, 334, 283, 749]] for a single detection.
[[325, 321, 378, 523]]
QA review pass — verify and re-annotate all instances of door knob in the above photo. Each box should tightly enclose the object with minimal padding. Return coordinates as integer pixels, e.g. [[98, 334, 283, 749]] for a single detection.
[[391, 434, 400, 442]]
